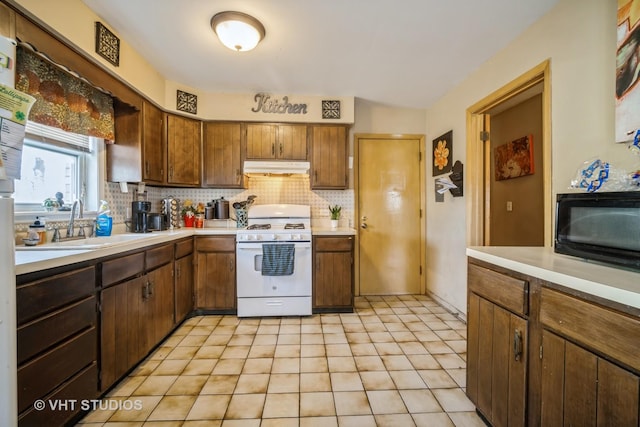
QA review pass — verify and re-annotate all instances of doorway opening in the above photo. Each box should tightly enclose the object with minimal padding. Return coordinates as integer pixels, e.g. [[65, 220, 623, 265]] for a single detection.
[[466, 60, 552, 247]]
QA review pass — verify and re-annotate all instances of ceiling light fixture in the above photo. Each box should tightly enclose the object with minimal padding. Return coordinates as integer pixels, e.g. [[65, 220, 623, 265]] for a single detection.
[[211, 11, 265, 52]]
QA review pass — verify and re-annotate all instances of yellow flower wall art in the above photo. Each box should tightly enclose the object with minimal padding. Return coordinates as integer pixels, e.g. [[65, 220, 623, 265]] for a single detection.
[[432, 130, 452, 176]]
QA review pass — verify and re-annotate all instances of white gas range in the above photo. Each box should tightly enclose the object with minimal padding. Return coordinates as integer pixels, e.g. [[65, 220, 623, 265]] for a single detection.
[[235, 204, 312, 317]]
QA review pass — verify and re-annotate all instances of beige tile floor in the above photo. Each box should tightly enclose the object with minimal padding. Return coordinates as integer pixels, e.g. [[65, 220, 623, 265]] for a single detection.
[[77, 295, 486, 427]]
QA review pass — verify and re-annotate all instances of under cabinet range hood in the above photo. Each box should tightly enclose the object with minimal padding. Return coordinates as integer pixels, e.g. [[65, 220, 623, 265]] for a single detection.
[[243, 160, 310, 176]]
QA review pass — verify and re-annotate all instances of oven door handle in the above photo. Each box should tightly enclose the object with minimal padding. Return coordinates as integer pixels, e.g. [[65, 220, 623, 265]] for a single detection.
[[237, 245, 311, 250]]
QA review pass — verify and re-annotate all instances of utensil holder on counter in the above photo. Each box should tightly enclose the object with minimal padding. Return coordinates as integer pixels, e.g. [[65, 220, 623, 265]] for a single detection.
[[235, 207, 248, 228]]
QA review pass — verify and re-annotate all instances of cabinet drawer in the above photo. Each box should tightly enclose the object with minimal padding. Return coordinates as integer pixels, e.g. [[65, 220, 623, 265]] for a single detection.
[[196, 236, 235, 252], [18, 296, 96, 365], [101, 252, 144, 287], [540, 287, 640, 372], [17, 266, 95, 325], [314, 236, 353, 252], [18, 362, 98, 426], [175, 238, 194, 259], [468, 264, 528, 316], [146, 244, 173, 270], [18, 327, 96, 414]]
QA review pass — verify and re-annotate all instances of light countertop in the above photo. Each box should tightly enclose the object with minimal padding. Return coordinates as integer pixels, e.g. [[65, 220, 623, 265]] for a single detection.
[[467, 246, 640, 310], [312, 227, 357, 235], [16, 226, 357, 275]]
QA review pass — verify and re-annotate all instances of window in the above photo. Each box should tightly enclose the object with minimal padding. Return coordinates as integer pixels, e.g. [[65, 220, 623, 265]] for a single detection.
[[13, 122, 103, 216]]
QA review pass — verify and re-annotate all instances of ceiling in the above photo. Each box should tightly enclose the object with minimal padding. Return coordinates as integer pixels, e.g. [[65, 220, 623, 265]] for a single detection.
[[81, 0, 559, 110]]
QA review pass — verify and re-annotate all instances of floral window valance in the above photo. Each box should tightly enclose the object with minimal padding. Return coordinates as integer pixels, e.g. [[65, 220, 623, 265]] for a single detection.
[[15, 45, 115, 141]]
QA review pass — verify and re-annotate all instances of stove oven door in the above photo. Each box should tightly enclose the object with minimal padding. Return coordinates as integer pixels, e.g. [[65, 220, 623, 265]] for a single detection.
[[236, 241, 312, 298]]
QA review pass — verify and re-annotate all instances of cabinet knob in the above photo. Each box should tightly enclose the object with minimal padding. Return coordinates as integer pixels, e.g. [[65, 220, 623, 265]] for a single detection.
[[279, 143, 283, 156]]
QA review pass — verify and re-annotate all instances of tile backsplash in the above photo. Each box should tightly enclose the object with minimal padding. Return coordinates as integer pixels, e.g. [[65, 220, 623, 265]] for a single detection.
[[106, 176, 354, 227]]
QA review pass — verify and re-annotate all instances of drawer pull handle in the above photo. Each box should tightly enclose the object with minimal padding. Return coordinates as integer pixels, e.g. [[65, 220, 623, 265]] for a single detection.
[[514, 329, 523, 361]]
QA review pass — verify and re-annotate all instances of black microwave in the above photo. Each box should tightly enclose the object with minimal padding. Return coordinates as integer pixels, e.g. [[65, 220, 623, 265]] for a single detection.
[[555, 192, 640, 270]]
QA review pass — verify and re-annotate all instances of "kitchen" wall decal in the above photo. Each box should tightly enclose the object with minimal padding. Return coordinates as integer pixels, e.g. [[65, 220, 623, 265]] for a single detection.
[[251, 93, 308, 115]]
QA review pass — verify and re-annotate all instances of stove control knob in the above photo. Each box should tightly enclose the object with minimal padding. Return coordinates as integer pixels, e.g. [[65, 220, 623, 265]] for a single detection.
[[270, 234, 277, 240], [290, 234, 298, 240], [254, 234, 261, 241]]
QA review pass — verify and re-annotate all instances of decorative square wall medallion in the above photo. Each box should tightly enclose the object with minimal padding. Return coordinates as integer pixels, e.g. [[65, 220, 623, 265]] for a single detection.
[[95, 22, 120, 66], [177, 90, 198, 115], [322, 100, 341, 119]]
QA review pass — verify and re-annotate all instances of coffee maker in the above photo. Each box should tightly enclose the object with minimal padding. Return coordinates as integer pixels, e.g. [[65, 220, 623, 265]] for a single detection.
[[131, 201, 152, 233]]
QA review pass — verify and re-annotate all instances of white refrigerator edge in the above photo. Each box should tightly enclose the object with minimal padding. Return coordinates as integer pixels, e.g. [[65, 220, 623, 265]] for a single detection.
[[0, 178, 17, 426]]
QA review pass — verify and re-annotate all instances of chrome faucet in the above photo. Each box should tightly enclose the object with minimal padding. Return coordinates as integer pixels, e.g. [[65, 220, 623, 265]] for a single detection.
[[66, 199, 84, 238]]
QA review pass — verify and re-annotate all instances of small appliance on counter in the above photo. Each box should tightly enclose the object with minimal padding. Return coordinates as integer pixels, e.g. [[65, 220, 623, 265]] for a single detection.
[[147, 213, 167, 231], [555, 191, 640, 270], [131, 201, 151, 233]]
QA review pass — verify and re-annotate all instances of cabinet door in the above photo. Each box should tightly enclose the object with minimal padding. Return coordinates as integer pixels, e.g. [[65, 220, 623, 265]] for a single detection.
[[467, 293, 527, 427], [167, 114, 201, 186], [175, 254, 194, 323], [310, 125, 348, 189], [195, 252, 236, 310], [278, 124, 308, 160], [246, 123, 277, 159], [101, 275, 147, 390], [541, 330, 640, 427], [203, 122, 243, 187], [313, 236, 353, 311], [142, 101, 164, 183], [195, 236, 236, 310], [313, 251, 352, 308], [148, 263, 175, 344]]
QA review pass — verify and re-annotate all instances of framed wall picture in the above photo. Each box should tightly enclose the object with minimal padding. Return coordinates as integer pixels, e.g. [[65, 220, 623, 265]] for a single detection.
[[616, 0, 640, 142], [494, 135, 534, 181], [432, 130, 452, 176]]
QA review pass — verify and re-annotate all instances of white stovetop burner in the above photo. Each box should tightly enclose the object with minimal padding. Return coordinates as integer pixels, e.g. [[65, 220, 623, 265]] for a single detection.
[[236, 204, 311, 242]]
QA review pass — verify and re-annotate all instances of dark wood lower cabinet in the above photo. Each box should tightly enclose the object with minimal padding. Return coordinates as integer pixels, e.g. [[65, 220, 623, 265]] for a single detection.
[[467, 291, 527, 427], [194, 236, 236, 311], [16, 264, 98, 427], [175, 238, 194, 323], [100, 245, 175, 392], [312, 236, 354, 312], [468, 257, 640, 427]]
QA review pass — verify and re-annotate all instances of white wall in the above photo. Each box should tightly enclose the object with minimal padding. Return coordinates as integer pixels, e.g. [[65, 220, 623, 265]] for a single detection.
[[425, 0, 628, 314]]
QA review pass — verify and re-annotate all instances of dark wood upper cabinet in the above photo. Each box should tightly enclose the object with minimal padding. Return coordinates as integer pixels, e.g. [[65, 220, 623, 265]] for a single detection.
[[142, 102, 165, 184], [245, 123, 308, 160], [203, 122, 244, 188], [310, 125, 349, 189], [166, 114, 202, 186]]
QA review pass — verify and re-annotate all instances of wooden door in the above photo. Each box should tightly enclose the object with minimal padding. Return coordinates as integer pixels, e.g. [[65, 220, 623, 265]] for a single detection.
[[246, 123, 277, 159], [278, 124, 308, 160], [167, 114, 201, 185], [357, 134, 422, 294], [141, 101, 164, 184], [175, 254, 194, 323], [203, 122, 243, 187]]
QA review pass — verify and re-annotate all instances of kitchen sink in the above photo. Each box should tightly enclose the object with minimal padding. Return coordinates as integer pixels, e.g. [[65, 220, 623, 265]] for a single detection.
[[16, 233, 159, 251]]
